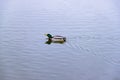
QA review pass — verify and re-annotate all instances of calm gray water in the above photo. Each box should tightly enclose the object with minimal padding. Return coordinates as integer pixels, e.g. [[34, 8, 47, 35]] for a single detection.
[[0, 0, 120, 80]]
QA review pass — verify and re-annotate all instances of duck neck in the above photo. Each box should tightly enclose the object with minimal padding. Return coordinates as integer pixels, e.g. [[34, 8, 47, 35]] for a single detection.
[[48, 38, 52, 41]]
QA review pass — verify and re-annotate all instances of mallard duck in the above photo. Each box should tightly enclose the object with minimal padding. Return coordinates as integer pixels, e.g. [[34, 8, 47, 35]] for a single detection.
[[44, 34, 66, 42]]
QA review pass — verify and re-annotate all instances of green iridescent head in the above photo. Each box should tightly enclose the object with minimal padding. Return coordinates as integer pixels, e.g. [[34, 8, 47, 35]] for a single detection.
[[45, 34, 53, 38]]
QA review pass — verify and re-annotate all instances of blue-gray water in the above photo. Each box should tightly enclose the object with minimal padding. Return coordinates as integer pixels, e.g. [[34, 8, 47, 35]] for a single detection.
[[0, 0, 120, 80]]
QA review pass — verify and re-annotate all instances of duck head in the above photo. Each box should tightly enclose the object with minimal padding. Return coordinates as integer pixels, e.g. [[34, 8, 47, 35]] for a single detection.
[[44, 34, 53, 38]]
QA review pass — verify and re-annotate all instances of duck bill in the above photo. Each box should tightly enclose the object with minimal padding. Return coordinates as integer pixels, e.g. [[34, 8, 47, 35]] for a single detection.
[[44, 34, 47, 36]]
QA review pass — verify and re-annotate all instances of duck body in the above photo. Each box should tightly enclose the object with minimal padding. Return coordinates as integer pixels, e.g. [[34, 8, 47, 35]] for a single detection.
[[45, 34, 66, 43], [51, 35, 66, 42]]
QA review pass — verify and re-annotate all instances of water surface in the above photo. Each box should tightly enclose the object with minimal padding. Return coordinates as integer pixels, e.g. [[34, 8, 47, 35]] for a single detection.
[[0, 0, 120, 80]]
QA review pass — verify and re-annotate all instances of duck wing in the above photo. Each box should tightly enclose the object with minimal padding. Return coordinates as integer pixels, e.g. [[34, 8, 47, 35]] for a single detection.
[[53, 35, 65, 38]]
